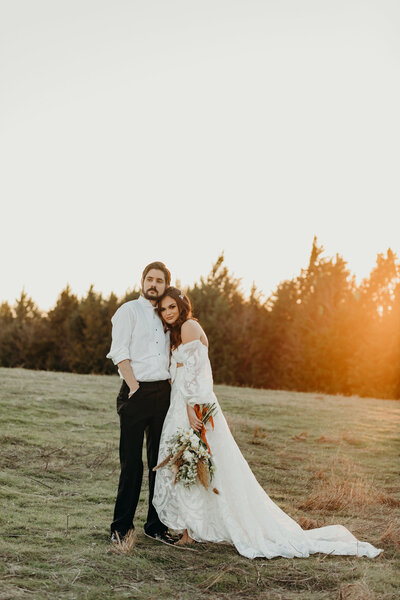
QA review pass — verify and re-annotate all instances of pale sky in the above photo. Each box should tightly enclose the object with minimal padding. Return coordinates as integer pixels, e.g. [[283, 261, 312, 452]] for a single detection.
[[1, 0, 399, 310]]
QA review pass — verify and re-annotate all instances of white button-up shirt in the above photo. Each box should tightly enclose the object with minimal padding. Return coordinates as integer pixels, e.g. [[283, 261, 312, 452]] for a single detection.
[[106, 295, 170, 382]]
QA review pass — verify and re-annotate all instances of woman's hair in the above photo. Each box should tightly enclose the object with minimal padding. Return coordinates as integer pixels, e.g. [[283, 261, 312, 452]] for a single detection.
[[157, 286, 197, 349]]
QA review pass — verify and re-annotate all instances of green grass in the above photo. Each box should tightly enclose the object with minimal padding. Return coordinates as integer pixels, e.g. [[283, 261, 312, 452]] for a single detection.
[[0, 367, 399, 600]]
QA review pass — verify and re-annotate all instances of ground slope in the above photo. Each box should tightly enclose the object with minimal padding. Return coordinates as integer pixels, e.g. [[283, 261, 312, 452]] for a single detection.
[[0, 368, 399, 599]]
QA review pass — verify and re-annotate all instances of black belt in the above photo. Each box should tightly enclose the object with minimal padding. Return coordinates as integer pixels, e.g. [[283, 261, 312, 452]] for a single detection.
[[136, 380, 170, 389]]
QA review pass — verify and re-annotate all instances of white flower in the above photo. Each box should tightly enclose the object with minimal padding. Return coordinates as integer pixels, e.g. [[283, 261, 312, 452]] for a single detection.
[[183, 450, 193, 462], [190, 434, 200, 449]]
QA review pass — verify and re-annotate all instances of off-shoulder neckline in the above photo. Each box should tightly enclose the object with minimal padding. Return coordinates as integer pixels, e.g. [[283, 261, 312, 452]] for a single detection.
[[180, 339, 208, 349]]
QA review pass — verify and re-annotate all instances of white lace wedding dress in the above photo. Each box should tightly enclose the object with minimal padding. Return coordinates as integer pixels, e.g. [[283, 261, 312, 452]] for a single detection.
[[153, 340, 382, 559]]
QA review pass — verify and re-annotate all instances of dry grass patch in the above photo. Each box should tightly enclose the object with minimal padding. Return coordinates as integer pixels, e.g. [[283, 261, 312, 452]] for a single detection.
[[300, 458, 399, 513], [338, 580, 376, 600], [251, 426, 269, 446], [340, 433, 363, 447], [253, 427, 268, 439], [109, 529, 136, 555], [225, 414, 262, 435], [317, 435, 341, 444], [300, 478, 399, 512], [297, 515, 325, 530], [379, 520, 400, 550], [293, 431, 308, 441], [316, 433, 363, 446]]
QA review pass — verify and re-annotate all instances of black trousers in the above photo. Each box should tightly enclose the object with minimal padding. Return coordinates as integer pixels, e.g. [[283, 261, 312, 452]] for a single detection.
[[111, 379, 171, 537]]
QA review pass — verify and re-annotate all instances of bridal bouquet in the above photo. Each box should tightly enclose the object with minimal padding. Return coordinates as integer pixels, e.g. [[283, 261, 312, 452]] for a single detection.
[[154, 403, 219, 493]]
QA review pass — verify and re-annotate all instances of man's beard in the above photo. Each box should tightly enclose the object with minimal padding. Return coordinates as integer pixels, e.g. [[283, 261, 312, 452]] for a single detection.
[[143, 288, 163, 301]]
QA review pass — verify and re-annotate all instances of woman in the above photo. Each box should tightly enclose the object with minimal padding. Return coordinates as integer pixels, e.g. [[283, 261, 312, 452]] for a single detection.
[[153, 287, 382, 559]]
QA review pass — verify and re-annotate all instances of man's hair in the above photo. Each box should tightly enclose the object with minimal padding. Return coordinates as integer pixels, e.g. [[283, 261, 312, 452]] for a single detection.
[[141, 261, 171, 286]]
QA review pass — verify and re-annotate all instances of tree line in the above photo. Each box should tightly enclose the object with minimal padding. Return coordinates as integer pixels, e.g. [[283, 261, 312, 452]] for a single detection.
[[1, 238, 399, 399]]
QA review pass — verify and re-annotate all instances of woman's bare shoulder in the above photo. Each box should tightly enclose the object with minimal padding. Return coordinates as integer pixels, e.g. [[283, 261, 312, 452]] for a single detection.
[[181, 320, 207, 345]]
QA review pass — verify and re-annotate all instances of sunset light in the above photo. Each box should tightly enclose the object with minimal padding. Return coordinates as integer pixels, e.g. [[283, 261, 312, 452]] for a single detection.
[[1, 4, 399, 597]]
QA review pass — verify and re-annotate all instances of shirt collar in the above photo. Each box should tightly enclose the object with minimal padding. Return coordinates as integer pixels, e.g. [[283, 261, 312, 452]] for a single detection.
[[138, 294, 157, 309]]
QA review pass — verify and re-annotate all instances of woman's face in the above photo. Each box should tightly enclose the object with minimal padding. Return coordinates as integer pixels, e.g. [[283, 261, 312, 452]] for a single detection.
[[159, 295, 180, 325]]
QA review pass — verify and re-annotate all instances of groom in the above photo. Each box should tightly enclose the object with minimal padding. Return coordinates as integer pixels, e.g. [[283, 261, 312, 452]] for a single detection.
[[107, 261, 174, 545]]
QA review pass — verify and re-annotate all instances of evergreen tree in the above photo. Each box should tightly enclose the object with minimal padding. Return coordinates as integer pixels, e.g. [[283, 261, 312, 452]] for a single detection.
[[68, 286, 112, 373], [348, 250, 400, 398], [0, 246, 399, 399], [46, 286, 80, 371], [0, 302, 15, 367], [188, 254, 244, 384]]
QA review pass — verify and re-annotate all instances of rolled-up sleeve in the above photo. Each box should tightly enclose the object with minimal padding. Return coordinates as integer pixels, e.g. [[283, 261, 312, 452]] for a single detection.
[[106, 304, 136, 365]]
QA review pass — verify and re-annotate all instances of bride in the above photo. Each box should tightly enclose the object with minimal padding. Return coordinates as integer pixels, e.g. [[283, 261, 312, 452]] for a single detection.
[[153, 287, 382, 559]]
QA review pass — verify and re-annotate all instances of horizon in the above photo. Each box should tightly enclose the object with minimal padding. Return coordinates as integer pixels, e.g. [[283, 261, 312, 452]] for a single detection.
[[3, 240, 398, 312]]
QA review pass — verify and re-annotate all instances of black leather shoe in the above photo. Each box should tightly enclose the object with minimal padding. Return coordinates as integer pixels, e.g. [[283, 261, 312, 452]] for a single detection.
[[144, 530, 175, 546]]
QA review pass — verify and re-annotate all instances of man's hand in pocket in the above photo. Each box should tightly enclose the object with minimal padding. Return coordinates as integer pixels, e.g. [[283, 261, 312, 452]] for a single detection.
[[128, 385, 139, 399]]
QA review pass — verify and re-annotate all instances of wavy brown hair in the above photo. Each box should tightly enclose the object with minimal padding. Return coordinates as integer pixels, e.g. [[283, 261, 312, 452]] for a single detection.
[[157, 287, 197, 349]]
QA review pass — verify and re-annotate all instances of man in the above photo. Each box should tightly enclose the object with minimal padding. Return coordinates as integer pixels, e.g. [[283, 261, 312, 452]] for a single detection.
[[107, 261, 174, 545]]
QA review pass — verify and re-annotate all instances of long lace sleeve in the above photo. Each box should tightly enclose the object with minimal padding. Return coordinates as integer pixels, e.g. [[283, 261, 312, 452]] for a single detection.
[[179, 340, 214, 406]]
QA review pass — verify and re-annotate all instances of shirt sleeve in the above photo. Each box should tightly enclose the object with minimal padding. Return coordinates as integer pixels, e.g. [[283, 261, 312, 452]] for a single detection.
[[106, 303, 136, 365]]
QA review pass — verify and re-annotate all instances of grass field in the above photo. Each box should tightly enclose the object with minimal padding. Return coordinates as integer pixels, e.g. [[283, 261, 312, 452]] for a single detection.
[[0, 367, 399, 600]]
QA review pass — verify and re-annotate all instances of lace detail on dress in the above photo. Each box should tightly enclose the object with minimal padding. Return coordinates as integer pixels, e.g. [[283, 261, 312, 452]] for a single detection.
[[175, 340, 213, 406]]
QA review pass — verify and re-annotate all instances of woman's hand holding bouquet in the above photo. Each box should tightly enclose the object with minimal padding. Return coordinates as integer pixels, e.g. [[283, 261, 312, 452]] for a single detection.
[[154, 403, 218, 493]]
